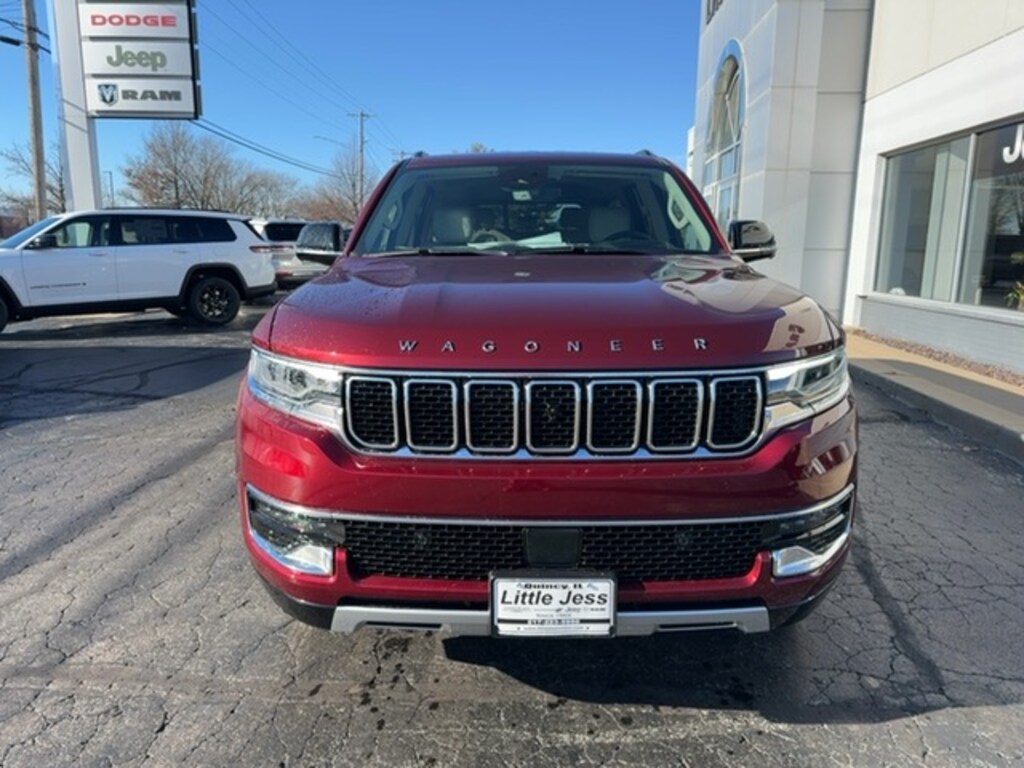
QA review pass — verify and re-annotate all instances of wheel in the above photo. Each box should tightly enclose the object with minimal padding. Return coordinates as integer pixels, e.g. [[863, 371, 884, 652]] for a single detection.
[[0, 296, 8, 334], [469, 229, 511, 244], [187, 276, 240, 326]]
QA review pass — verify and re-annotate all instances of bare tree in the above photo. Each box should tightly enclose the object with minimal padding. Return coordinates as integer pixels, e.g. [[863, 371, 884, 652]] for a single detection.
[[0, 141, 66, 216], [291, 145, 379, 223], [122, 123, 298, 215]]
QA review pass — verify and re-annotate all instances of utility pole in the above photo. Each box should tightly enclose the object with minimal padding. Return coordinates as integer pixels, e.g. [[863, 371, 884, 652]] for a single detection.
[[348, 111, 372, 211], [23, 0, 46, 219]]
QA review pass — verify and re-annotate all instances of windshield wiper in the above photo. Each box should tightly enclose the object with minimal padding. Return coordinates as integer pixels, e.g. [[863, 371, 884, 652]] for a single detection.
[[511, 244, 683, 256], [363, 247, 512, 258]]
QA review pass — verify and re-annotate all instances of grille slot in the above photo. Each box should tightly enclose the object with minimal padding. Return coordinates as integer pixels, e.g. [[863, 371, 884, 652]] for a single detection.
[[404, 380, 457, 451], [708, 377, 762, 449], [648, 379, 702, 451], [465, 381, 518, 452], [526, 381, 580, 453], [588, 381, 641, 452], [343, 518, 772, 582], [341, 371, 765, 457], [346, 377, 398, 449]]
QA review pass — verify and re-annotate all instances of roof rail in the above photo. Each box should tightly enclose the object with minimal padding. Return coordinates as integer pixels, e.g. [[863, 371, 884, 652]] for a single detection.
[[101, 206, 234, 213], [635, 149, 657, 157]]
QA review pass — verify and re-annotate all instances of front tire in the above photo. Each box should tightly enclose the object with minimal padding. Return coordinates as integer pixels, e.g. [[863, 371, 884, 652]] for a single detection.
[[187, 276, 240, 326], [0, 296, 8, 333]]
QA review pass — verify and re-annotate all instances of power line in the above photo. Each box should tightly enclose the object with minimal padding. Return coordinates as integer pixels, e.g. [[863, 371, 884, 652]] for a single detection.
[[230, 0, 364, 112], [199, 5, 356, 132], [0, 14, 48, 38], [229, 0, 407, 153], [191, 119, 342, 179], [196, 4, 408, 159], [200, 42, 347, 135]]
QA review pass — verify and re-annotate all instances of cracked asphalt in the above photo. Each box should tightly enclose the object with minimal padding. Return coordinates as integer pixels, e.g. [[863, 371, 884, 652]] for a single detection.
[[1, 304, 1022, 767]]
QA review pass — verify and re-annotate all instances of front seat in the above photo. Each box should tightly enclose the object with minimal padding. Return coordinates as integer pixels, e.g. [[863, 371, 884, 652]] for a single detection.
[[432, 208, 473, 245], [559, 207, 587, 244], [588, 207, 631, 242]]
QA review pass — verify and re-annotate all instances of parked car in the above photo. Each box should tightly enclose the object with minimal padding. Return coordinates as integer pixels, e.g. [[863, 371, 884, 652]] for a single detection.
[[0, 208, 276, 332], [236, 151, 857, 639], [293, 220, 351, 269], [248, 217, 316, 288]]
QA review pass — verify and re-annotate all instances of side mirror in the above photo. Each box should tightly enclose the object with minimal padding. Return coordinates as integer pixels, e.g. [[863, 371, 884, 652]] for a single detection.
[[728, 220, 776, 262], [28, 233, 58, 250], [294, 248, 337, 266]]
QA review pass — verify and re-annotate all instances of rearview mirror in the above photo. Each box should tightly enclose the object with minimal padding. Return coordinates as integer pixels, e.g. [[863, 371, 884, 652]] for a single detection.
[[728, 220, 776, 263]]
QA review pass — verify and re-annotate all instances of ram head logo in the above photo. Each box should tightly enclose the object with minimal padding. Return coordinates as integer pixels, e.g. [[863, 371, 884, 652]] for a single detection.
[[97, 83, 119, 106]]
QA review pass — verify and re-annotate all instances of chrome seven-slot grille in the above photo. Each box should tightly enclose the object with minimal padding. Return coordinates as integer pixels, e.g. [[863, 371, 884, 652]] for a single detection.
[[344, 371, 763, 457]]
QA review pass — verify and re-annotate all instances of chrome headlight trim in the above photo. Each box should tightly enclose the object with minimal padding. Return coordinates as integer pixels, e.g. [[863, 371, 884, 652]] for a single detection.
[[247, 347, 343, 430], [763, 348, 851, 433]]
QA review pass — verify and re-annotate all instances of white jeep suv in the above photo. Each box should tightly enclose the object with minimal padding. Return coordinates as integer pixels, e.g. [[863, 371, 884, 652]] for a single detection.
[[0, 209, 277, 333]]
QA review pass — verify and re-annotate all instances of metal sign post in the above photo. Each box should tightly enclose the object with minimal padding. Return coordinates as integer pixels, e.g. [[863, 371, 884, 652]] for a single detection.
[[49, 0, 101, 211]]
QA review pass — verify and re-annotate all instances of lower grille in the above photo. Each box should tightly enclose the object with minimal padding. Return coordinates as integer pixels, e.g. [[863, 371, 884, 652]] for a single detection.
[[341, 490, 852, 583]]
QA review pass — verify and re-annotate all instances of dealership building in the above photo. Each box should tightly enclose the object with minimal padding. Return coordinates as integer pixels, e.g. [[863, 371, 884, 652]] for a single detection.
[[692, 0, 1024, 374]]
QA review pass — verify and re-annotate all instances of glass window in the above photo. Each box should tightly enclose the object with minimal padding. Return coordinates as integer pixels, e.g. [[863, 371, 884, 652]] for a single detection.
[[352, 162, 718, 256], [49, 217, 111, 248], [119, 216, 172, 245], [958, 122, 1024, 308], [191, 217, 235, 243], [876, 137, 969, 300], [263, 222, 305, 242], [0, 216, 59, 249], [703, 42, 744, 230]]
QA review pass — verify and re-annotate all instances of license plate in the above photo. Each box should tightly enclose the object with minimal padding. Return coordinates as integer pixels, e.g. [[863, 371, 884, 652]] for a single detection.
[[490, 574, 616, 637]]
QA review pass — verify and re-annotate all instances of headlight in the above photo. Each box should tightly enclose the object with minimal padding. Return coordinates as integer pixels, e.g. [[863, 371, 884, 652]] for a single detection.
[[763, 348, 850, 432], [248, 347, 343, 429]]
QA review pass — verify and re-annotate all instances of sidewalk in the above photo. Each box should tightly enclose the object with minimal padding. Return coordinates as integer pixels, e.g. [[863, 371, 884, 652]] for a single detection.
[[845, 331, 1024, 467]]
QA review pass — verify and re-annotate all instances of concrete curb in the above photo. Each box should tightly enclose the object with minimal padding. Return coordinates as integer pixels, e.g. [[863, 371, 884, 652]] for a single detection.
[[850, 363, 1024, 468]]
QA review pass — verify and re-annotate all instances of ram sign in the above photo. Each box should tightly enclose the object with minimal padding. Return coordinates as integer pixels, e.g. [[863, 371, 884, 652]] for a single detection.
[[85, 77, 197, 116], [79, 1, 199, 119]]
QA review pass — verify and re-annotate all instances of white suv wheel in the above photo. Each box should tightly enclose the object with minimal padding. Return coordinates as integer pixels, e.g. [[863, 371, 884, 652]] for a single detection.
[[188, 276, 240, 326]]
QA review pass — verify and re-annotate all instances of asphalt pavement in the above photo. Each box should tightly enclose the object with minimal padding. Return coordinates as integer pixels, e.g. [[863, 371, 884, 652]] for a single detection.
[[846, 331, 1024, 468]]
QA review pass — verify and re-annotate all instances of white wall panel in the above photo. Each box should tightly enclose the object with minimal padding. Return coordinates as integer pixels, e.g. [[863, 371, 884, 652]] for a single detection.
[[806, 173, 855, 251]]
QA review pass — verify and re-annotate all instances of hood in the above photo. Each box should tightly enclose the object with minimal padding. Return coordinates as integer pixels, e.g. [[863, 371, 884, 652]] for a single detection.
[[262, 253, 837, 370]]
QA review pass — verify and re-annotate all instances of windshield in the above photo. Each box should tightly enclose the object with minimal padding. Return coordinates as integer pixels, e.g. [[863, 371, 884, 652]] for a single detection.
[[351, 162, 720, 257], [0, 216, 59, 249]]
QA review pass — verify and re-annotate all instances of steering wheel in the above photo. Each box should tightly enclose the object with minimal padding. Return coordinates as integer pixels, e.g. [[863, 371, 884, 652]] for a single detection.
[[469, 229, 511, 244]]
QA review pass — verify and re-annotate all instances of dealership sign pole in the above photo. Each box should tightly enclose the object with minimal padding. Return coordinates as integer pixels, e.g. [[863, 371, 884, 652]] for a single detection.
[[49, 0, 200, 211]]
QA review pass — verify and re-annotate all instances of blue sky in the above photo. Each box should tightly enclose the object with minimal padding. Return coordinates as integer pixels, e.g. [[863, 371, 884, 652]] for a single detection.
[[0, 0, 701, 196]]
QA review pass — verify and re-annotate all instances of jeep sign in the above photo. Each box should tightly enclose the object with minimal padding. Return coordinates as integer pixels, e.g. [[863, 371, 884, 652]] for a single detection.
[[79, 3, 190, 39], [82, 40, 194, 77]]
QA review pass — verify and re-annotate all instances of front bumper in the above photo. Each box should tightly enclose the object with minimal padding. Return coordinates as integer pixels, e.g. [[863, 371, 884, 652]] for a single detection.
[[258, 571, 843, 635], [237, 387, 857, 634]]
